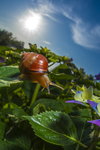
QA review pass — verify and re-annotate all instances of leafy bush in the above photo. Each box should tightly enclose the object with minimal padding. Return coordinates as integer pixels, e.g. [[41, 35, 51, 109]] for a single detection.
[[0, 43, 100, 150]]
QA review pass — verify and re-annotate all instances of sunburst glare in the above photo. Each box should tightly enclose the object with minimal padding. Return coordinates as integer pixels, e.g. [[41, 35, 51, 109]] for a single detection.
[[20, 11, 43, 32]]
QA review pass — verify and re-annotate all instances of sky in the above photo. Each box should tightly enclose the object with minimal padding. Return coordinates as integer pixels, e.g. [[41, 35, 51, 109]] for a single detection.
[[0, 0, 100, 76]]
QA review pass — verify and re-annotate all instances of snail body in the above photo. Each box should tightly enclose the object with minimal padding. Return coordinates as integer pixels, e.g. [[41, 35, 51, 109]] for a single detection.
[[19, 52, 63, 91]]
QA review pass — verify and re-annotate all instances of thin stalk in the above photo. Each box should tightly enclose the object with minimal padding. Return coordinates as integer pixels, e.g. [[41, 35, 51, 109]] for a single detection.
[[42, 143, 45, 150], [30, 83, 40, 108]]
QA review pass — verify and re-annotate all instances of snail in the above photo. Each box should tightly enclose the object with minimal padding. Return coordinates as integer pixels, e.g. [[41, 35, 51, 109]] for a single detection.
[[19, 52, 63, 92]]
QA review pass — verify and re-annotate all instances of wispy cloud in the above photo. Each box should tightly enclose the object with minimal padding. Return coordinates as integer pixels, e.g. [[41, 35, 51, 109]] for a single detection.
[[35, 0, 100, 50], [62, 6, 81, 24], [62, 6, 100, 49], [35, 0, 57, 14], [1, 0, 100, 50], [32, 0, 59, 22], [71, 22, 100, 49], [43, 40, 51, 45]]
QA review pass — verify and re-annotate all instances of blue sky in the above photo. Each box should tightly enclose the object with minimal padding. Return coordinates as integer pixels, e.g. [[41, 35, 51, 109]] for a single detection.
[[0, 0, 100, 75]]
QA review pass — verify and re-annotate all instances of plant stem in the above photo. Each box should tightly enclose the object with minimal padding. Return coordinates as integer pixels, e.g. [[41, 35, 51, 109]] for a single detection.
[[30, 83, 40, 108]]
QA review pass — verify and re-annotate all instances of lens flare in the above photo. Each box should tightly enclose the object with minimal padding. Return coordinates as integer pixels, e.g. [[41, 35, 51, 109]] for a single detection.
[[24, 13, 42, 31], [20, 11, 43, 32]]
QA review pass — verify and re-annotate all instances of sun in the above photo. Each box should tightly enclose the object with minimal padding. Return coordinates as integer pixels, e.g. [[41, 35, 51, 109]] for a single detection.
[[23, 12, 42, 31]]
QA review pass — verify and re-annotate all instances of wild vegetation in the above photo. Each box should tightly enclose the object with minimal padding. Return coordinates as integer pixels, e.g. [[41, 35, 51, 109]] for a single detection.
[[0, 30, 100, 150], [0, 29, 24, 49]]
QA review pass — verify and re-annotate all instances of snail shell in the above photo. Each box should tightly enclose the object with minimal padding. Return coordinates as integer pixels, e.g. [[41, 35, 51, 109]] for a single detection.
[[19, 52, 64, 91], [19, 52, 48, 73], [19, 52, 51, 88]]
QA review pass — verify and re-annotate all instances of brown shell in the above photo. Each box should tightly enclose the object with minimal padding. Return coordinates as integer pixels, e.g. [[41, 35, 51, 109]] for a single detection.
[[19, 52, 48, 74]]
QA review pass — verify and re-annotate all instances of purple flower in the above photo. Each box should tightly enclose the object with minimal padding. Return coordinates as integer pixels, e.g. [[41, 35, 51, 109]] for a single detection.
[[87, 100, 98, 112], [66, 99, 100, 114], [66, 99, 100, 126], [65, 100, 85, 105], [87, 100, 100, 116], [88, 119, 100, 126], [95, 73, 100, 80], [0, 57, 5, 63]]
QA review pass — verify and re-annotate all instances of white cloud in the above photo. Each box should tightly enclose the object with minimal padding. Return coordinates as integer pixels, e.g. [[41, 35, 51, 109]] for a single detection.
[[71, 22, 100, 49], [43, 14, 59, 22], [62, 7, 81, 24], [32, 0, 59, 22], [36, 0, 57, 14], [1, 0, 100, 50], [43, 40, 51, 45], [26, 1, 100, 49], [62, 7, 100, 49]]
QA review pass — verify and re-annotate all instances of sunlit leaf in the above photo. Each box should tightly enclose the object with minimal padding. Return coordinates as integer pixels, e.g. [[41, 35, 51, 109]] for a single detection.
[[0, 66, 22, 87], [23, 111, 85, 147]]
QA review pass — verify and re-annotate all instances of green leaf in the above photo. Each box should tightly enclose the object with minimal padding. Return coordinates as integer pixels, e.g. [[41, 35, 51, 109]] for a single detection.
[[51, 73, 74, 80], [23, 111, 87, 148], [12, 136, 31, 150], [33, 98, 65, 113], [0, 122, 6, 139], [0, 136, 31, 150], [0, 140, 14, 150], [0, 80, 10, 87], [2, 103, 27, 118], [79, 108, 92, 120], [9, 103, 27, 118], [11, 104, 27, 118], [0, 66, 22, 87]]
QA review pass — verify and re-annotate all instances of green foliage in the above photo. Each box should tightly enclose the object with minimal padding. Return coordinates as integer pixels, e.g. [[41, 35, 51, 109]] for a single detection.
[[0, 66, 21, 87], [0, 136, 31, 150], [29, 43, 72, 64], [0, 122, 6, 140], [24, 111, 79, 147], [0, 42, 100, 149], [0, 29, 24, 49], [33, 98, 65, 113]]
